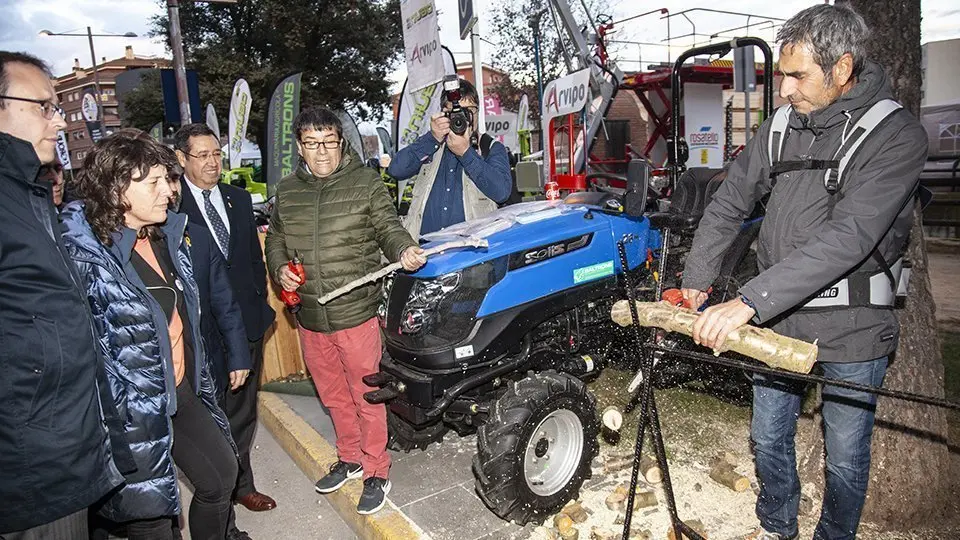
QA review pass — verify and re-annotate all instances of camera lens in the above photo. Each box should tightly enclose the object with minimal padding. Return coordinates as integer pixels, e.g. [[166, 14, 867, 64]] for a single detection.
[[451, 115, 467, 135]]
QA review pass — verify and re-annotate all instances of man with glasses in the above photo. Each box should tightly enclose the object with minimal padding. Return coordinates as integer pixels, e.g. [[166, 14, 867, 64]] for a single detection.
[[36, 159, 64, 208], [173, 124, 277, 526], [0, 51, 124, 538], [388, 77, 512, 237], [265, 107, 426, 514]]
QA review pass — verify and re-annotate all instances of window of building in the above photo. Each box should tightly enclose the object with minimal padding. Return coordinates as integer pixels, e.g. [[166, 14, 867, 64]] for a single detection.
[[75, 151, 86, 160], [103, 88, 115, 95], [940, 123, 960, 155]]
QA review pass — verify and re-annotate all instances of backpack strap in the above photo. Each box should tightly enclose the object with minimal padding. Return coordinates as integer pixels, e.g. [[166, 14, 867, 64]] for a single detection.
[[767, 105, 793, 184], [823, 99, 902, 202], [479, 133, 495, 159]]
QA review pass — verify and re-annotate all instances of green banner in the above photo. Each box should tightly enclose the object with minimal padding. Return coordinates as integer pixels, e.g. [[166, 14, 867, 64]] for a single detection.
[[265, 72, 302, 198]]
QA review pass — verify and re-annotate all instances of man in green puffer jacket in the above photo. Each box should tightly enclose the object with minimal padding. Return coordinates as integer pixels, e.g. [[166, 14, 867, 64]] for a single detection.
[[265, 107, 425, 515]]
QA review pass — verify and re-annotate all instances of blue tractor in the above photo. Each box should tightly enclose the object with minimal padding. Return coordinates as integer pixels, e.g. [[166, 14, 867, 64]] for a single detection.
[[364, 38, 773, 525]]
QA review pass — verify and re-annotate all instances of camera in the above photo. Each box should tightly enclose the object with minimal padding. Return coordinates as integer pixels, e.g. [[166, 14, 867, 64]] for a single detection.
[[442, 75, 472, 136]]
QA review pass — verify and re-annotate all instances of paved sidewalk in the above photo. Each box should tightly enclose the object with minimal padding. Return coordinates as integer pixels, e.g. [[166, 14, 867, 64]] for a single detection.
[[278, 392, 536, 540], [179, 421, 356, 539]]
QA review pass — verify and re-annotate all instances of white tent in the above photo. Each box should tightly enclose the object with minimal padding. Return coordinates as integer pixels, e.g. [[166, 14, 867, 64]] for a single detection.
[[222, 139, 262, 166]]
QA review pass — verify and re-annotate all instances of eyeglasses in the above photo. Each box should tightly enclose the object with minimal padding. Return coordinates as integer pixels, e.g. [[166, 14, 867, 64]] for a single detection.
[[0, 95, 65, 121], [300, 140, 342, 150], [39, 163, 64, 174], [183, 150, 223, 162]]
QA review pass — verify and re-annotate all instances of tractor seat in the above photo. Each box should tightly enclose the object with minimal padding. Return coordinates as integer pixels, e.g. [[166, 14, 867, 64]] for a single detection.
[[668, 168, 726, 226]]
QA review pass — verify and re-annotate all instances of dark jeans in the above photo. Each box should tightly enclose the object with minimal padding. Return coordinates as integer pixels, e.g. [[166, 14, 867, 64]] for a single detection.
[[133, 381, 236, 540], [0, 509, 87, 540], [124, 517, 178, 540], [752, 357, 888, 540]]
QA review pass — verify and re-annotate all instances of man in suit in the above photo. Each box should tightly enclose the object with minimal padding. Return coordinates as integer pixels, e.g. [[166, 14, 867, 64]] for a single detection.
[[174, 124, 278, 513], [167, 170, 252, 394]]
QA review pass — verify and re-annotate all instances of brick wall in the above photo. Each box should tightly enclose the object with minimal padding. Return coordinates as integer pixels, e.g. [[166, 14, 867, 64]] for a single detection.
[[588, 90, 648, 168]]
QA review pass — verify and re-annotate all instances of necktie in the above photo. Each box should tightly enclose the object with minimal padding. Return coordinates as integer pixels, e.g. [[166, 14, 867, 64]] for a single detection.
[[202, 189, 230, 257]]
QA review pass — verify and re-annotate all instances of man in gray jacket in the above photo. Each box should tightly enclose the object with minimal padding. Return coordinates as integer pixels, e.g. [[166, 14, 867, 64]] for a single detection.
[[680, 5, 927, 540]]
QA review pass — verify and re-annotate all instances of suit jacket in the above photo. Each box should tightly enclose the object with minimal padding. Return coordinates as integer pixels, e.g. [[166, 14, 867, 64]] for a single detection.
[[186, 221, 252, 385], [179, 179, 276, 343]]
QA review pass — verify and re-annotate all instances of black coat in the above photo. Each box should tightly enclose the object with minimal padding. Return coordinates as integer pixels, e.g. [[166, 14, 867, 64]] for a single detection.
[[0, 133, 123, 533], [179, 180, 275, 345], [186, 221, 252, 387]]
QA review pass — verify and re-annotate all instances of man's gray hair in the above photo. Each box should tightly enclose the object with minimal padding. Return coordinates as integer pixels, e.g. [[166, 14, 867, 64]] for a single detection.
[[777, 4, 870, 83]]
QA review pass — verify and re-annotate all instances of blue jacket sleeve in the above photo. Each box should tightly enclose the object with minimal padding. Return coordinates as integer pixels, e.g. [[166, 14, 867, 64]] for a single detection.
[[208, 246, 252, 373], [457, 141, 513, 203], [387, 132, 442, 181]]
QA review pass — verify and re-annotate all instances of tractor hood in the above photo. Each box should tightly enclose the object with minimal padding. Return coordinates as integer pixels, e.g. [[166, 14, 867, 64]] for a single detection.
[[414, 200, 652, 279]]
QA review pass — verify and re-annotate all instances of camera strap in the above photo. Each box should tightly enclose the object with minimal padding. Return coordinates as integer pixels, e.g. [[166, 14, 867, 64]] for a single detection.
[[478, 133, 494, 159]]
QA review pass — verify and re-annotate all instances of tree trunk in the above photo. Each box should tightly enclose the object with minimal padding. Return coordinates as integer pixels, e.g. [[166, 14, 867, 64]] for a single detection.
[[799, 0, 954, 527]]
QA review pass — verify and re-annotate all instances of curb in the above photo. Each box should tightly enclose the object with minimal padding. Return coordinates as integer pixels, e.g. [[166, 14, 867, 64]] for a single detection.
[[258, 392, 430, 540]]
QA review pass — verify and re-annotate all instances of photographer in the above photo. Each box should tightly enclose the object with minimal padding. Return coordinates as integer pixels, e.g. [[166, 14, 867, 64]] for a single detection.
[[387, 77, 512, 237]]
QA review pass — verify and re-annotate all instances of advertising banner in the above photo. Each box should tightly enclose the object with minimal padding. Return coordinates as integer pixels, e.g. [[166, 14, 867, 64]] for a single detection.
[[485, 112, 518, 152], [683, 83, 723, 169], [81, 87, 104, 142], [394, 46, 456, 152], [541, 69, 591, 179], [516, 93, 530, 132], [227, 78, 252, 170], [337, 109, 365, 162], [264, 72, 302, 197], [400, 0, 444, 93], [55, 130, 72, 170], [206, 103, 221, 141]]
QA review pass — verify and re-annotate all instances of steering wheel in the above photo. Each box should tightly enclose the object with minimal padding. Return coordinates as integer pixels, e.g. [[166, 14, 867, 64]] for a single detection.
[[585, 171, 660, 202]]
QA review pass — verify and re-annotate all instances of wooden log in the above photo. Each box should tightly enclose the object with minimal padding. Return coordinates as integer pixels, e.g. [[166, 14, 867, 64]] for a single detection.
[[602, 457, 633, 474], [632, 490, 658, 510], [554, 514, 575, 533], [610, 300, 818, 373], [640, 455, 662, 484], [590, 527, 618, 540], [317, 238, 489, 304], [666, 519, 707, 540], [604, 491, 626, 512], [709, 463, 750, 492], [562, 501, 589, 524]]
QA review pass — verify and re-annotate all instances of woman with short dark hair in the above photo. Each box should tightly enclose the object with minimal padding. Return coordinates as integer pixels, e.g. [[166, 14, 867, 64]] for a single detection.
[[60, 129, 239, 540]]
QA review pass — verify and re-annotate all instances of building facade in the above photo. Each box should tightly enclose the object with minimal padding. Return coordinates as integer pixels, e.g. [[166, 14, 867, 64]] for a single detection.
[[53, 46, 170, 166], [922, 38, 960, 107]]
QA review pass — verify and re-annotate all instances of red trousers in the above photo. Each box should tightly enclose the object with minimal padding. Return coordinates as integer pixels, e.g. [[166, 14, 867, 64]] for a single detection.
[[298, 318, 390, 480]]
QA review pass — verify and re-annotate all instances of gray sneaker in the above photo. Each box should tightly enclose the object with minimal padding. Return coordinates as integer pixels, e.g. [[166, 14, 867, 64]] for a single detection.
[[356, 477, 391, 515], [743, 529, 799, 540], [314, 461, 363, 494]]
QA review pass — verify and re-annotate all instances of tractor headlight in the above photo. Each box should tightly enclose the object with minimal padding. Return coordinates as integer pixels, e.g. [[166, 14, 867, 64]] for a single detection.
[[400, 272, 461, 334]]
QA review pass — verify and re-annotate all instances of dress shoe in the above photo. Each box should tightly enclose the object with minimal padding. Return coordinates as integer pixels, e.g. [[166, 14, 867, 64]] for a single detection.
[[236, 491, 277, 512], [226, 527, 252, 540]]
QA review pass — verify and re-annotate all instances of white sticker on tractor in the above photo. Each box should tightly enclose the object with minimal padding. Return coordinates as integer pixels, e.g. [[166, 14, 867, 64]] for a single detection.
[[455, 345, 475, 359]]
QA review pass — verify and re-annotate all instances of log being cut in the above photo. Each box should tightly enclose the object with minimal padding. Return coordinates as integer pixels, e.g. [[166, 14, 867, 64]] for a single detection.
[[610, 300, 818, 374], [317, 238, 489, 305]]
